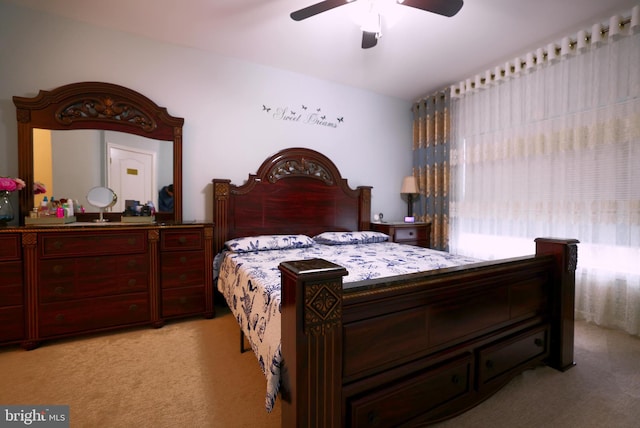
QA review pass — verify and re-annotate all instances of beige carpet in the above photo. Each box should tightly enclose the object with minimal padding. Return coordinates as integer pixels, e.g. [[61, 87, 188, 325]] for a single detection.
[[1, 307, 639, 428], [0, 305, 280, 428]]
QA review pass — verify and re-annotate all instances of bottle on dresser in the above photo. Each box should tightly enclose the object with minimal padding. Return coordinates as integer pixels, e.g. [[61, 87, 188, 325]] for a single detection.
[[38, 196, 49, 217], [48, 197, 57, 216], [66, 199, 74, 216]]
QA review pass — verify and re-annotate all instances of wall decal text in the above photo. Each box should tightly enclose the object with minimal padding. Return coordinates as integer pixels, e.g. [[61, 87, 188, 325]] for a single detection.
[[262, 104, 344, 129]]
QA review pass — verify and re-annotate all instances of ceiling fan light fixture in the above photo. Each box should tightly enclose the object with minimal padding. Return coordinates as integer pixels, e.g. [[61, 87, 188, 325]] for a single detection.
[[290, 0, 464, 48], [361, 12, 382, 36]]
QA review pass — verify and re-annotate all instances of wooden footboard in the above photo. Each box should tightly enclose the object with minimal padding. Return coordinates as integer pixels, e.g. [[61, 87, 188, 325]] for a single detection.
[[279, 238, 578, 427]]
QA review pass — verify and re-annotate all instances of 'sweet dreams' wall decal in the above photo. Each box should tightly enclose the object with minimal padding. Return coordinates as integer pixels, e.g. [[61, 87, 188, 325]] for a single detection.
[[262, 104, 344, 129]]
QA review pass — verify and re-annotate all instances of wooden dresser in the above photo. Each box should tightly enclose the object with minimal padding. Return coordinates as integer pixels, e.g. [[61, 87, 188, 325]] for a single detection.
[[0, 232, 24, 345], [371, 221, 431, 248], [0, 223, 213, 349]]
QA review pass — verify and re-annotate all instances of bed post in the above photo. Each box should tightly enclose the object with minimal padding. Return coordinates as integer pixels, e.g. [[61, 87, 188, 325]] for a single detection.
[[212, 179, 231, 254], [535, 237, 580, 372], [279, 259, 348, 428], [357, 186, 372, 231]]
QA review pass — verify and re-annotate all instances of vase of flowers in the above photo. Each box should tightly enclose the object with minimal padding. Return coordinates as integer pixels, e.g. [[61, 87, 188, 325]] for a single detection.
[[0, 190, 14, 223], [0, 177, 26, 224]]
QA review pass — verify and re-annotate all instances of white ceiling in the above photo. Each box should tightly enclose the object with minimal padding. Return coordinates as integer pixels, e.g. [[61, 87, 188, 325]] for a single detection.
[[8, 0, 639, 101]]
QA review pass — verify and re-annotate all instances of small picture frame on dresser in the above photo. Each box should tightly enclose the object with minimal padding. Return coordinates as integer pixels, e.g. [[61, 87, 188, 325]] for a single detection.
[[404, 216, 415, 223]]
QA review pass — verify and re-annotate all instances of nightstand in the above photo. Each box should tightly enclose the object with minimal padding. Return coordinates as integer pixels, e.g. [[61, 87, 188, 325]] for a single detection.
[[371, 221, 431, 248]]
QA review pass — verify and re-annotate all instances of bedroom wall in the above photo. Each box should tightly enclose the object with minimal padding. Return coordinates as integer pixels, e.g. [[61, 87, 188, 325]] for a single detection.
[[0, 0, 413, 223]]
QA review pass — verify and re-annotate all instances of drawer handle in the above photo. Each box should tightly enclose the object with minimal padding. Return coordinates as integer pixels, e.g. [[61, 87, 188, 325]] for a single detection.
[[451, 374, 461, 385], [53, 265, 64, 275], [367, 411, 380, 426], [55, 313, 65, 322], [409, 231, 414, 236], [128, 279, 137, 287], [129, 304, 138, 312], [180, 296, 188, 304], [179, 236, 187, 244], [180, 256, 187, 264], [179, 274, 188, 282], [485, 360, 494, 370], [127, 238, 137, 246], [53, 241, 63, 250], [534, 338, 544, 347], [127, 259, 138, 268], [54, 286, 65, 295]]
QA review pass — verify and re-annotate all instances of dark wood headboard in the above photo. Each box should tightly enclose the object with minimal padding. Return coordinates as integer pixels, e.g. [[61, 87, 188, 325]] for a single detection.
[[212, 147, 372, 253]]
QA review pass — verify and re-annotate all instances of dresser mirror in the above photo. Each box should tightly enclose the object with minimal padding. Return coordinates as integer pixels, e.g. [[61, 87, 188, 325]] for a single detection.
[[34, 129, 173, 215], [14, 82, 184, 224]]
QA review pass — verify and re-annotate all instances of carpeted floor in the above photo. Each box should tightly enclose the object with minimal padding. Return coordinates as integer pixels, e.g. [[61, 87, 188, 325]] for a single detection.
[[0, 305, 281, 428], [1, 306, 638, 427]]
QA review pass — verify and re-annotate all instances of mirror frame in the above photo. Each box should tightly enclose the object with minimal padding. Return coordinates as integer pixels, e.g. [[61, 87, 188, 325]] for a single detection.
[[13, 81, 183, 224]]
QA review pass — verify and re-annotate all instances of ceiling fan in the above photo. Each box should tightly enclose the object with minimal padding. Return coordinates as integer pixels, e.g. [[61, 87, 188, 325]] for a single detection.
[[290, 0, 464, 49]]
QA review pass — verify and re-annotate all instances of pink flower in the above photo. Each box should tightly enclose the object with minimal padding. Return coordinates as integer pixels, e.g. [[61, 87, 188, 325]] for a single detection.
[[0, 177, 23, 192], [33, 181, 47, 195]]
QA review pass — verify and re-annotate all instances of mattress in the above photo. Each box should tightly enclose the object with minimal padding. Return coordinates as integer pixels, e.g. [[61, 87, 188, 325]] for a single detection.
[[216, 239, 479, 412]]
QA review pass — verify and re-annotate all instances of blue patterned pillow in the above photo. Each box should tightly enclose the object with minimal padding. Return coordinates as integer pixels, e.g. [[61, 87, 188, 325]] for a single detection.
[[313, 231, 389, 245], [225, 234, 315, 253]]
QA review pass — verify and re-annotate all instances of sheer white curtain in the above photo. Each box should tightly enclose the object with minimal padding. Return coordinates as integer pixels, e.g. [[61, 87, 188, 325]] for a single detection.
[[449, 9, 640, 336]]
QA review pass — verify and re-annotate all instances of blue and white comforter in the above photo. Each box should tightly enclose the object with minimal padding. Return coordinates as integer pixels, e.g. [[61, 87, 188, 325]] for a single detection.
[[216, 241, 479, 412]]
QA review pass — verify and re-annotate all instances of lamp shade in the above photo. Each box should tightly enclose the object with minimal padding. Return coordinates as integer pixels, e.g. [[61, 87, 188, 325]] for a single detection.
[[401, 176, 418, 194]]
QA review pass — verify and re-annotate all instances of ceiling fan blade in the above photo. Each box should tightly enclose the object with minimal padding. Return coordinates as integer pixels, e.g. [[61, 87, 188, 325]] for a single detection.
[[362, 31, 378, 49], [290, 0, 354, 21], [400, 0, 464, 17]]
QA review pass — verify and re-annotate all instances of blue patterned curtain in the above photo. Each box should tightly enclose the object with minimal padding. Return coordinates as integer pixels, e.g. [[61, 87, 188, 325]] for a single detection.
[[411, 90, 451, 251]]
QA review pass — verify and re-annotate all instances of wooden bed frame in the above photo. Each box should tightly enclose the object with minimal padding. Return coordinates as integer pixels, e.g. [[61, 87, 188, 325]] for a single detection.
[[213, 147, 578, 427]]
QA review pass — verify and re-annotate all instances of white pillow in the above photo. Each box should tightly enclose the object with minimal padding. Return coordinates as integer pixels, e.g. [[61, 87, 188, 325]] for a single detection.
[[313, 231, 389, 245], [224, 234, 315, 253]]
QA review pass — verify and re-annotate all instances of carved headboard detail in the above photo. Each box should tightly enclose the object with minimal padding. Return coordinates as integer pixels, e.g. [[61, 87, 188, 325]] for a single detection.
[[267, 158, 334, 185], [212, 147, 371, 253]]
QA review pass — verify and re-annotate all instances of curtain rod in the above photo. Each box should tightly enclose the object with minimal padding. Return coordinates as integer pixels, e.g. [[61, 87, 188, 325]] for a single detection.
[[546, 16, 632, 60], [462, 13, 636, 94], [416, 6, 640, 102]]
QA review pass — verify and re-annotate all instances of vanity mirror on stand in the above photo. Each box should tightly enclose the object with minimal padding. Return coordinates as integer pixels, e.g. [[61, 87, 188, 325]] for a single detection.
[[86, 186, 118, 222], [2, 82, 214, 350]]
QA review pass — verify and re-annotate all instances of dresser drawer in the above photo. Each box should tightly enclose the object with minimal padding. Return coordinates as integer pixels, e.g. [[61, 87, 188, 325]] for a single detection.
[[0, 285, 23, 307], [0, 261, 23, 306], [160, 251, 205, 288], [0, 306, 25, 343], [348, 354, 472, 427], [40, 231, 147, 257], [39, 255, 149, 302], [0, 235, 20, 261], [477, 326, 548, 387], [162, 286, 206, 317], [394, 226, 428, 242], [39, 273, 148, 303], [38, 293, 150, 337], [371, 222, 431, 248], [40, 255, 148, 280], [161, 229, 203, 251]]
